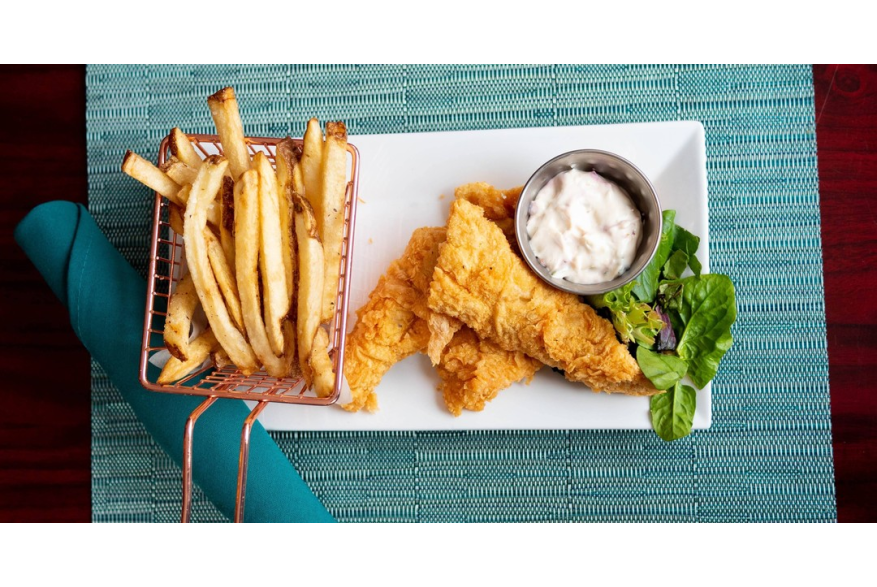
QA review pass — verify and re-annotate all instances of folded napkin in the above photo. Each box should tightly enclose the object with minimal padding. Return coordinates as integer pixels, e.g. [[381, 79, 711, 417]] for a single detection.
[[15, 201, 335, 523]]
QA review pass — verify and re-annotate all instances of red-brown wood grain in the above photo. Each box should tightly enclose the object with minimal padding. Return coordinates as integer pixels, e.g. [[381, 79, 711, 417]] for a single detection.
[[0, 65, 873, 522], [814, 64, 877, 523], [0, 65, 90, 522]]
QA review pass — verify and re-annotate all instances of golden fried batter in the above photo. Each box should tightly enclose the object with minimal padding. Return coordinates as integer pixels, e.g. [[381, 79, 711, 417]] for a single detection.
[[422, 181, 523, 364], [426, 312, 462, 365], [343, 222, 542, 414], [454, 182, 522, 246], [340, 227, 445, 412], [437, 327, 541, 416], [428, 199, 658, 396]]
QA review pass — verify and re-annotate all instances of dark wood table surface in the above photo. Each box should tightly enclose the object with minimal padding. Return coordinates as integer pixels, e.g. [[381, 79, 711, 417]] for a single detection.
[[1, 65, 874, 522]]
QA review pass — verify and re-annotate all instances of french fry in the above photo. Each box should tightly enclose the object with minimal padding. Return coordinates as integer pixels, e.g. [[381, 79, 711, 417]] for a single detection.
[[184, 156, 258, 374], [319, 121, 348, 322], [292, 160, 305, 196], [310, 327, 335, 398], [168, 202, 186, 236], [134, 88, 354, 392], [207, 87, 250, 181], [254, 153, 289, 356], [163, 273, 199, 361], [274, 138, 299, 305], [220, 175, 235, 271], [211, 347, 232, 370], [282, 321, 298, 377], [158, 329, 218, 385], [169, 127, 203, 169], [174, 184, 221, 229], [177, 185, 191, 206], [122, 150, 183, 205], [294, 192, 325, 386], [161, 156, 199, 186], [275, 138, 300, 373], [204, 228, 244, 332], [234, 170, 289, 378], [301, 118, 324, 215]]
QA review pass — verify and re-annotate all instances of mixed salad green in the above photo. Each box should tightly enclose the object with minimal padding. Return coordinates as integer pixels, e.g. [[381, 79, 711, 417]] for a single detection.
[[588, 210, 737, 441]]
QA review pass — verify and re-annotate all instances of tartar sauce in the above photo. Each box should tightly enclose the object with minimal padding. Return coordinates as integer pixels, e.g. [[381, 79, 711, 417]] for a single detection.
[[526, 169, 642, 285]]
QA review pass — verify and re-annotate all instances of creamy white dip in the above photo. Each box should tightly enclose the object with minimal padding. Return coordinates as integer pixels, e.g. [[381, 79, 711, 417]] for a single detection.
[[526, 169, 642, 285]]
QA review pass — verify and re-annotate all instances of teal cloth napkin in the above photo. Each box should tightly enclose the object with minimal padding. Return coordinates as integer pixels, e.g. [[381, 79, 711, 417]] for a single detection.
[[15, 200, 335, 523]]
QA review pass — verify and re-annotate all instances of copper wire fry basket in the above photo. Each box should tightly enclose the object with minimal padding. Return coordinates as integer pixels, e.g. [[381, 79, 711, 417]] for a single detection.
[[139, 132, 360, 522]]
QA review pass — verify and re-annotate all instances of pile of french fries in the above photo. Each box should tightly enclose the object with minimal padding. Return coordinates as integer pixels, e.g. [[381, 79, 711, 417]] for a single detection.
[[122, 87, 349, 397]]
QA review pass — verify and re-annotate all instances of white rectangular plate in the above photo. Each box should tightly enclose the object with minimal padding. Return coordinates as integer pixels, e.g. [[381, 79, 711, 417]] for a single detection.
[[257, 120, 711, 431]]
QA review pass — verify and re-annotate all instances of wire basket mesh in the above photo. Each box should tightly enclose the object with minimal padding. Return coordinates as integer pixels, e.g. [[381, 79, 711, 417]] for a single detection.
[[139, 133, 360, 406]]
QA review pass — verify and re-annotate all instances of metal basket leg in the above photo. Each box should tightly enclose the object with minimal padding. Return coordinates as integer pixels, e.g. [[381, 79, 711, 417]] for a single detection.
[[234, 400, 272, 523], [181, 396, 218, 523]]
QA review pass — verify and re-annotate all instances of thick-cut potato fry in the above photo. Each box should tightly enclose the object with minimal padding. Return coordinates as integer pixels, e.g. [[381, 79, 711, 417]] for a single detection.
[[169, 127, 203, 169], [281, 321, 298, 377], [164, 273, 199, 361], [301, 118, 323, 215], [133, 88, 358, 390], [168, 202, 186, 236], [319, 121, 348, 322], [176, 185, 191, 206], [310, 327, 335, 398], [204, 228, 244, 332], [172, 184, 221, 229], [294, 192, 325, 386], [234, 170, 289, 378], [207, 87, 250, 181], [184, 156, 258, 374], [254, 153, 289, 356], [161, 156, 199, 186], [274, 138, 299, 305], [275, 141, 300, 374], [292, 162, 305, 196], [158, 329, 218, 384], [211, 347, 232, 370], [122, 150, 183, 205], [220, 175, 235, 271]]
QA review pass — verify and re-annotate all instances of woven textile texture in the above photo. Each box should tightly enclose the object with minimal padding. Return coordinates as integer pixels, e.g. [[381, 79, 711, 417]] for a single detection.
[[87, 64, 835, 522]]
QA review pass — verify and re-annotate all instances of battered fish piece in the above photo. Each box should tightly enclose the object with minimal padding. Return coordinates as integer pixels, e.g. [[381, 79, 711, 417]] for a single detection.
[[428, 199, 658, 396], [426, 312, 462, 365], [343, 222, 543, 414], [423, 182, 522, 365], [454, 182, 522, 247], [437, 327, 541, 416], [340, 227, 445, 412]]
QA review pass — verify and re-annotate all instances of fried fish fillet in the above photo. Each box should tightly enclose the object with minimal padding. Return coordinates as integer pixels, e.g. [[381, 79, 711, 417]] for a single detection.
[[454, 182, 521, 247], [426, 311, 462, 366], [340, 227, 444, 412], [422, 182, 523, 365], [342, 223, 541, 414], [437, 327, 541, 416], [428, 199, 658, 396]]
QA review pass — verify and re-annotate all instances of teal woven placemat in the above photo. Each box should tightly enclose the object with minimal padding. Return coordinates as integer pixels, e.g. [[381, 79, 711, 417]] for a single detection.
[[87, 64, 835, 522]]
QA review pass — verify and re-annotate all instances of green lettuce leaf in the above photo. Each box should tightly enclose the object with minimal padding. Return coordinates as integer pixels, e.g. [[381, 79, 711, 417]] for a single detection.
[[675, 274, 737, 388], [631, 210, 676, 303], [671, 225, 701, 277], [672, 225, 699, 255], [662, 250, 689, 280], [588, 283, 664, 348], [636, 346, 687, 390], [688, 253, 702, 277], [650, 382, 697, 441]]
